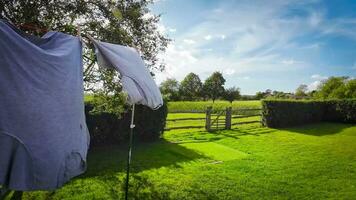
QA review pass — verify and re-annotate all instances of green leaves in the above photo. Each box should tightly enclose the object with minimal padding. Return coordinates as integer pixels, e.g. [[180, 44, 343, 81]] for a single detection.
[[112, 8, 123, 21], [1, 0, 169, 93]]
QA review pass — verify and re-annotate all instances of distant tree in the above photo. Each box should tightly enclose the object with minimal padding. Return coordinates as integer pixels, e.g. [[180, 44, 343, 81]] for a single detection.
[[159, 78, 180, 101], [179, 73, 202, 101], [265, 89, 272, 96], [255, 89, 273, 100], [271, 90, 292, 99], [224, 87, 241, 103], [203, 71, 226, 102], [255, 92, 264, 100], [314, 77, 348, 99], [295, 84, 308, 98]]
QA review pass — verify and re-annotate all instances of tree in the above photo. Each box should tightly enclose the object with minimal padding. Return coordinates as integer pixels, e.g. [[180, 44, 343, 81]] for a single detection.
[[0, 0, 169, 95], [224, 87, 241, 103], [344, 79, 356, 98], [255, 92, 265, 100], [295, 84, 308, 98], [315, 77, 348, 99], [159, 78, 180, 101], [179, 73, 202, 100], [203, 71, 226, 102], [255, 89, 273, 100]]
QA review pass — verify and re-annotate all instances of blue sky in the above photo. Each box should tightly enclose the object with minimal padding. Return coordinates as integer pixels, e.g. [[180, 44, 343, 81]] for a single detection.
[[149, 0, 356, 94]]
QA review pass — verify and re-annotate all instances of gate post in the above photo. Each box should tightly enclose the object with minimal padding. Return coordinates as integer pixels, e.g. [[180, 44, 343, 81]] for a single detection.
[[225, 107, 232, 130], [205, 106, 212, 132]]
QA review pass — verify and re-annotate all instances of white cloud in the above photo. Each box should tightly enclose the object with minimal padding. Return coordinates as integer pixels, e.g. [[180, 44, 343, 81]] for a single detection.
[[204, 35, 212, 40], [321, 18, 356, 40], [311, 74, 328, 80], [183, 39, 196, 45], [142, 12, 155, 20], [223, 68, 236, 76], [156, 23, 166, 34], [281, 59, 302, 65], [308, 80, 321, 91], [168, 28, 177, 33], [220, 34, 226, 40]]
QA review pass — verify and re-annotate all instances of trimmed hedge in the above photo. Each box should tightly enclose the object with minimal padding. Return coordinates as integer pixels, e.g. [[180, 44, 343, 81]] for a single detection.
[[262, 99, 356, 128], [85, 103, 168, 146]]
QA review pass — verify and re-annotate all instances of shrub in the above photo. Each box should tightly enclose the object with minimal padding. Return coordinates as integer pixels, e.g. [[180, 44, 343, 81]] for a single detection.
[[323, 99, 356, 123], [262, 99, 356, 128], [85, 101, 168, 146]]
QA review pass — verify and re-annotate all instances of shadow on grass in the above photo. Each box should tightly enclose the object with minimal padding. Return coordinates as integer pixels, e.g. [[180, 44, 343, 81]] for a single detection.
[[212, 124, 277, 140], [82, 140, 207, 178], [166, 124, 276, 144], [280, 122, 356, 136]]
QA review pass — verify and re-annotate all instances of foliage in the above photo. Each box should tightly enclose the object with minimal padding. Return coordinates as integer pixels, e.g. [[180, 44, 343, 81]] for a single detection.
[[22, 123, 356, 199], [202, 71, 226, 102], [295, 84, 308, 98], [262, 99, 356, 128], [313, 76, 356, 99], [85, 98, 168, 146], [179, 73, 203, 101], [159, 78, 180, 101], [223, 87, 241, 103], [89, 92, 127, 116], [0, 0, 169, 95], [256, 89, 293, 100], [345, 79, 356, 98]]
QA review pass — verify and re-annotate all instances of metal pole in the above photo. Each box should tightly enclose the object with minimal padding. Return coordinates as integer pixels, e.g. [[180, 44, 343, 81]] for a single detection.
[[125, 104, 135, 200]]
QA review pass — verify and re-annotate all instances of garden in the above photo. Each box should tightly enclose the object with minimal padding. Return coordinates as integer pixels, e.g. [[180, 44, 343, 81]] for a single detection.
[[18, 100, 356, 200], [1, 1, 356, 200]]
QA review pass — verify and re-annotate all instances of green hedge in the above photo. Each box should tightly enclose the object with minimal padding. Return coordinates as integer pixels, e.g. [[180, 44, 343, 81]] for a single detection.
[[85, 103, 168, 146], [262, 99, 356, 128], [323, 100, 356, 123]]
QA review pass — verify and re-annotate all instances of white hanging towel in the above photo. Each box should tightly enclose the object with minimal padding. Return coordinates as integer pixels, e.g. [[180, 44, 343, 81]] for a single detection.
[[90, 39, 163, 110]]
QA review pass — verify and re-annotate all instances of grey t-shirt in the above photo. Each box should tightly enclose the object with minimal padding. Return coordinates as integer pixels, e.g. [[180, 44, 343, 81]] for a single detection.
[[0, 20, 89, 191]]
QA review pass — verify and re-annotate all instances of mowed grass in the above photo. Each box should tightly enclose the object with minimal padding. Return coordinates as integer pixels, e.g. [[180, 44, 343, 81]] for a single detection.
[[168, 100, 261, 113], [22, 122, 356, 200]]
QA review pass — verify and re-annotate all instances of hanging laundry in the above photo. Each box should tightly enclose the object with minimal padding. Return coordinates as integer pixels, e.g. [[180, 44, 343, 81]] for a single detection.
[[0, 20, 89, 191], [89, 39, 163, 110]]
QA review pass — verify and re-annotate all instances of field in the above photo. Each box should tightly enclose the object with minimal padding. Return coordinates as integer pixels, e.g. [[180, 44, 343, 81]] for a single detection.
[[167, 100, 261, 113], [22, 122, 356, 199]]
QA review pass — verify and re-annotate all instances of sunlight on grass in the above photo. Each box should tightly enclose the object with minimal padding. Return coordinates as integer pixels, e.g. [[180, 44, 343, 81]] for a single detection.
[[181, 142, 248, 161], [22, 123, 356, 199]]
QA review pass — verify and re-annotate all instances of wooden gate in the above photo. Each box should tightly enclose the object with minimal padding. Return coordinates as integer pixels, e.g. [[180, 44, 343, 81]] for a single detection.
[[205, 107, 232, 132]]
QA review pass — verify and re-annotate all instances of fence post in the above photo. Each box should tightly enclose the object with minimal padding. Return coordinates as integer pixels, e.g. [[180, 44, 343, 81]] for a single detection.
[[205, 106, 212, 132], [225, 107, 232, 130]]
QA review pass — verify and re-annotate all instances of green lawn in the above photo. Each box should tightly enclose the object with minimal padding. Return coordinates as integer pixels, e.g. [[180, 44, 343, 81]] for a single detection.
[[168, 100, 261, 113], [22, 122, 356, 199]]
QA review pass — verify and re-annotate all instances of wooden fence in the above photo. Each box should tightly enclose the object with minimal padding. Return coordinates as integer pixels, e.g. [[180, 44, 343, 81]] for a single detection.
[[165, 107, 262, 131]]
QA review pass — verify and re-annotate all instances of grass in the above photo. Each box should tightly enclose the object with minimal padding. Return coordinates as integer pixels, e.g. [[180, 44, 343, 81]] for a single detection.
[[168, 100, 261, 113], [21, 122, 356, 200]]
